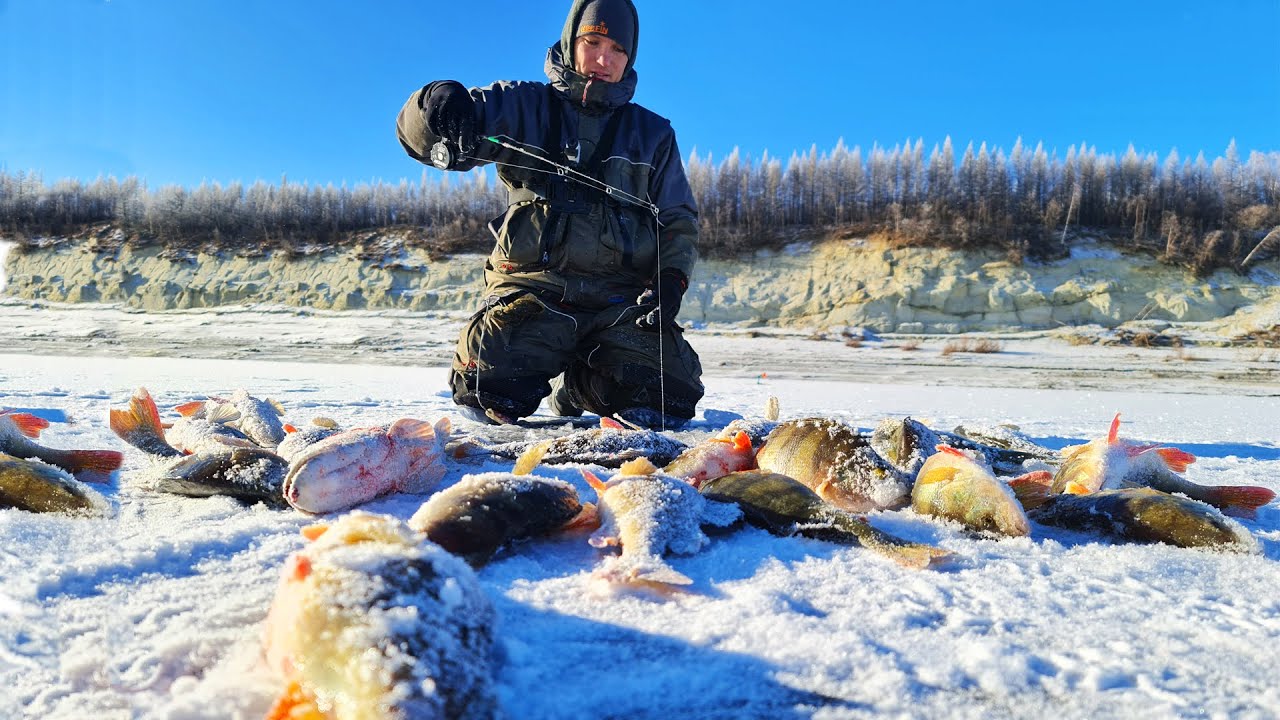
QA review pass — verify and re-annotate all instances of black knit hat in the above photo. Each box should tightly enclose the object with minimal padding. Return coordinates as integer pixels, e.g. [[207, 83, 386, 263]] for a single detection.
[[575, 0, 635, 57]]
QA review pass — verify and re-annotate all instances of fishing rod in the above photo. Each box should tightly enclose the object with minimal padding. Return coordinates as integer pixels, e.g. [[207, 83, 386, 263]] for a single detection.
[[430, 136, 660, 217]]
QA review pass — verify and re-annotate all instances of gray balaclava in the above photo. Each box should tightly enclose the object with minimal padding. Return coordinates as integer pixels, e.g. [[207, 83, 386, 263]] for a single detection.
[[559, 0, 639, 77]]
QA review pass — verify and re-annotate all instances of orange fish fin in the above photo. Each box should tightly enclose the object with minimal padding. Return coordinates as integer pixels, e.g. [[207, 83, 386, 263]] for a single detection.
[[618, 457, 658, 476], [600, 416, 625, 430], [300, 523, 329, 541], [732, 431, 753, 452], [1064, 481, 1092, 495], [2, 412, 50, 438], [1107, 412, 1122, 443], [1156, 447, 1196, 473], [561, 502, 601, 532], [389, 418, 437, 441], [265, 681, 326, 720], [63, 450, 125, 474], [513, 441, 550, 476], [935, 444, 966, 457], [282, 424, 298, 434], [582, 469, 607, 493], [1202, 485, 1276, 513], [173, 400, 205, 417], [109, 387, 165, 439], [1007, 470, 1054, 510]]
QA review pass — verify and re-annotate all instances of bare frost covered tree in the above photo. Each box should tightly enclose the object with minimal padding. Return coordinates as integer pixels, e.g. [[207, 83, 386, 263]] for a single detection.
[[1, 140, 1277, 272]]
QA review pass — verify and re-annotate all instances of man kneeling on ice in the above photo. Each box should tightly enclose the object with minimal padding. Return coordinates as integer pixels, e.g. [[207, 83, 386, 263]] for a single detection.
[[396, 0, 703, 430]]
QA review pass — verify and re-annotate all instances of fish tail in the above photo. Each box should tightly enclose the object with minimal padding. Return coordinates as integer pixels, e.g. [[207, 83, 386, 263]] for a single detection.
[[596, 554, 693, 587], [1200, 484, 1276, 513], [109, 387, 167, 444], [265, 681, 324, 720], [1008, 470, 1055, 510], [1156, 447, 1196, 473], [884, 543, 954, 570], [57, 449, 125, 475], [2, 412, 50, 438], [833, 515, 952, 569]]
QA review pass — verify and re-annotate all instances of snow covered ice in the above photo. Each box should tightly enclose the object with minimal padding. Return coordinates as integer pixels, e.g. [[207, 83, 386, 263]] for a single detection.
[[1, 305, 1279, 719]]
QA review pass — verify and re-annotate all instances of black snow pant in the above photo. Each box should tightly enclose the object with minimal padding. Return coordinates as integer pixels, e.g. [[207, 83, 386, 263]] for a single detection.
[[448, 288, 704, 425]]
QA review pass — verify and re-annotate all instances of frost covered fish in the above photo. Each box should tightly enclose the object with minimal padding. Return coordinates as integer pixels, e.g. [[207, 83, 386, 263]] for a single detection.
[[700, 471, 950, 569], [283, 417, 451, 514], [871, 416, 1053, 478], [177, 389, 287, 448], [408, 472, 595, 566], [756, 418, 912, 512], [262, 512, 497, 720], [584, 458, 740, 587], [911, 445, 1031, 537], [0, 410, 123, 476], [463, 417, 689, 469], [663, 430, 756, 488], [1051, 413, 1274, 514], [1012, 476, 1259, 552], [0, 452, 110, 515], [154, 447, 289, 509], [949, 422, 1059, 463]]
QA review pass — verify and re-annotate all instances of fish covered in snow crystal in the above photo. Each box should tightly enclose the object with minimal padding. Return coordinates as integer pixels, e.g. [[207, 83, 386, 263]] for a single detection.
[[154, 447, 289, 509], [0, 452, 110, 515], [871, 416, 1054, 478], [756, 418, 912, 512], [176, 389, 288, 448], [663, 430, 757, 488], [461, 417, 689, 469], [262, 512, 498, 720], [911, 445, 1031, 537], [584, 458, 740, 587], [408, 472, 595, 566], [1051, 413, 1275, 515], [699, 471, 951, 569], [283, 417, 451, 514], [0, 410, 123, 477], [1012, 475, 1259, 552]]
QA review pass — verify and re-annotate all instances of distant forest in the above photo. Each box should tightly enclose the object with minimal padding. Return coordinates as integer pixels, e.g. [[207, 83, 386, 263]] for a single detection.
[[2, 138, 1278, 274]]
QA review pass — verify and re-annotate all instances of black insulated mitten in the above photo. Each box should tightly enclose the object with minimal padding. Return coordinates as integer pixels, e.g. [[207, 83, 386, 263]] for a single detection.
[[634, 268, 688, 332], [423, 81, 477, 152]]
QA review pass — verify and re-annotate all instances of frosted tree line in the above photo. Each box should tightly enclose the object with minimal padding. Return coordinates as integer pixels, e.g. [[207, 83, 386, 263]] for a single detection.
[[1, 138, 1277, 272]]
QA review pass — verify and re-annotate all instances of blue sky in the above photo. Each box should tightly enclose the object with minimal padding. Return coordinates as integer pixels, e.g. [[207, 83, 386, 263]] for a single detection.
[[2, 0, 1277, 189]]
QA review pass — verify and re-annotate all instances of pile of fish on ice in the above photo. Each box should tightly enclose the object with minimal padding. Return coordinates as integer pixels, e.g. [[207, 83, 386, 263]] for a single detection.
[[2, 388, 1276, 720]]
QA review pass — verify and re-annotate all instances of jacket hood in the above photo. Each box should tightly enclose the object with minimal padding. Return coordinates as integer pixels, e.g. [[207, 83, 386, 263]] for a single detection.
[[545, 43, 636, 114], [559, 0, 639, 78]]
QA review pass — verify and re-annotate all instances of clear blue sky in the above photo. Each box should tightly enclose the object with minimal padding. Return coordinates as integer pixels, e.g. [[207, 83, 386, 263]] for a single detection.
[[2, 0, 1277, 189]]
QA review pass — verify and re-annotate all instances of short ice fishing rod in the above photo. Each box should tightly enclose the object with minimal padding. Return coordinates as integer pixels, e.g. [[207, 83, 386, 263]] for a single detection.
[[429, 136, 659, 217]]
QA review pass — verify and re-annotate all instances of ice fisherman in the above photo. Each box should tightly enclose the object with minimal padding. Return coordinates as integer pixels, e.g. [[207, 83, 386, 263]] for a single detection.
[[396, 0, 703, 429]]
